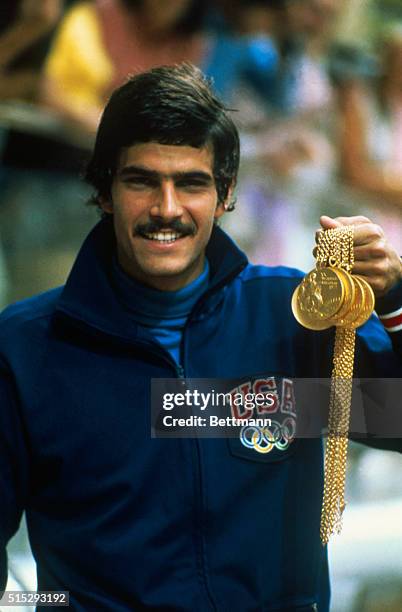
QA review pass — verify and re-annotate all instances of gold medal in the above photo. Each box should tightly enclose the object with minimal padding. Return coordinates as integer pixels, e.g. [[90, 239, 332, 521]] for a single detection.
[[329, 268, 355, 325], [291, 285, 333, 330], [333, 273, 361, 327], [294, 268, 345, 328], [351, 276, 375, 328]]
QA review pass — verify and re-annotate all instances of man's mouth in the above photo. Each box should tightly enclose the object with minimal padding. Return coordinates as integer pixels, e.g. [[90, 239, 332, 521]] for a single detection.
[[137, 221, 195, 244], [143, 231, 183, 244]]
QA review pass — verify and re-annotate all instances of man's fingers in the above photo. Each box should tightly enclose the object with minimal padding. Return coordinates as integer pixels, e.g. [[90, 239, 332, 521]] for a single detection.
[[352, 259, 388, 275], [319, 215, 341, 230], [352, 223, 384, 247], [312, 215, 401, 297], [315, 221, 384, 248], [351, 263, 391, 296], [354, 239, 388, 261], [319, 215, 371, 230]]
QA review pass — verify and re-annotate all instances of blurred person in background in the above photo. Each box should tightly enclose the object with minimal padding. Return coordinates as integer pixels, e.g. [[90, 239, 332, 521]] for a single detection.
[[279, 0, 341, 119], [41, 0, 287, 136], [337, 25, 402, 252], [216, 0, 275, 35], [41, 0, 210, 134], [0, 1, 65, 309], [0, 1, 96, 306], [0, 0, 64, 102], [223, 0, 345, 269], [211, 0, 339, 118]]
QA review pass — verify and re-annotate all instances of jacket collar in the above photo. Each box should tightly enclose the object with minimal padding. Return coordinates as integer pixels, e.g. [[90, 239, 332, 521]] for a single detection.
[[56, 217, 248, 341]]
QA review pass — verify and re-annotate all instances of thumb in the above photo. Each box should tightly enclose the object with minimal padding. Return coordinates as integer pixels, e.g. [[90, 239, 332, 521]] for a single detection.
[[320, 215, 342, 230]]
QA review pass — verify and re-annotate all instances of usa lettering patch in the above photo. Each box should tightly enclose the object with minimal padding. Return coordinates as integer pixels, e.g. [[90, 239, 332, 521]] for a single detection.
[[227, 377, 297, 455]]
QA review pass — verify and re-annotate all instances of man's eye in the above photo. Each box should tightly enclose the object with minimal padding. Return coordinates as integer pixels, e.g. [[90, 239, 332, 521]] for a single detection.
[[123, 176, 157, 187], [177, 180, 210, 190]]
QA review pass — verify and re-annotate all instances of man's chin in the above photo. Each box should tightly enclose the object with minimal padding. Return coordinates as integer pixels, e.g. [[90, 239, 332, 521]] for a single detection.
[[134, 261, 203, 291]]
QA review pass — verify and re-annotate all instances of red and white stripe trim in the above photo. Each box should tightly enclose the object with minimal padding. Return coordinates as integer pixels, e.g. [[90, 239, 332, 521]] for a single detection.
[[379, 306, 402, 333]]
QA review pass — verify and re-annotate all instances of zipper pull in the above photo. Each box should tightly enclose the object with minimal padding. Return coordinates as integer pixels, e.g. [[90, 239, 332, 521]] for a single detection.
[[177, 364, 185, 379]]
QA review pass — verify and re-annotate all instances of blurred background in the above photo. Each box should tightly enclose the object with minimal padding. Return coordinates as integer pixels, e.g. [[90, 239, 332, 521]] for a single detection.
[[1, 0, 402, 610]]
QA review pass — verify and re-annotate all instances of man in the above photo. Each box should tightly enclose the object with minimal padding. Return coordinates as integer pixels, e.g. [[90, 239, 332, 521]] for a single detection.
[[1, 63, 401, 611]]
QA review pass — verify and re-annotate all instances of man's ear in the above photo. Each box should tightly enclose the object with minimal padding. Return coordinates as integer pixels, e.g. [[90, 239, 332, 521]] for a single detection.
[[100, 197, 113, 214], [214, 201, 226, 220], [214, 186, 234, 219]]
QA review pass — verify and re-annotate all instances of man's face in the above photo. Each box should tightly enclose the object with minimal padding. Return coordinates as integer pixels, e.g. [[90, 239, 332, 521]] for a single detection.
[[139, 0, 191, 34], [102, 142, 226, 291]]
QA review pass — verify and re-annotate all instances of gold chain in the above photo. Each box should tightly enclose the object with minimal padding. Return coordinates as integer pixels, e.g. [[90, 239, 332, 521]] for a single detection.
[[317, 227, 355, 544], [320, 327, 355, 543], [316, 227, 354, 272], [291, 225, 375, 543]]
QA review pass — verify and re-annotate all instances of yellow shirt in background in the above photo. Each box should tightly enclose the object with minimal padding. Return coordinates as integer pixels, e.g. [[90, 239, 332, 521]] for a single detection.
[[45, 2, 113, 114]]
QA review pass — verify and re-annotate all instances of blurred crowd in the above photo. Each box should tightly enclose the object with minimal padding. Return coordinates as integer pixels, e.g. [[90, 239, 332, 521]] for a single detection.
[[2, 2, 402, 610], [0, 0, 402, 302]]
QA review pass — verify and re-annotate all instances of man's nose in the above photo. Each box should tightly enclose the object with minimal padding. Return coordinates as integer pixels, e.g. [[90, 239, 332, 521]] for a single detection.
[[150, 181, 183, 219]]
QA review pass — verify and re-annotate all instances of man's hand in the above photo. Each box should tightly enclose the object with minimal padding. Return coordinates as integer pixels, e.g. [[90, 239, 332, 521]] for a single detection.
[[317, 215, 402, 297]]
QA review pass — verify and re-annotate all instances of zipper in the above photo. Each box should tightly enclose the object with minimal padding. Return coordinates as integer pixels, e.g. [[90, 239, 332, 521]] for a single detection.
[[180, 318, 218, 611]]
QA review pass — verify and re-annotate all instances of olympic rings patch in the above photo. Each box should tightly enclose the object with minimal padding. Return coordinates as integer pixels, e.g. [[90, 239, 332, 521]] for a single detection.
[[240, 418, 296, 454]]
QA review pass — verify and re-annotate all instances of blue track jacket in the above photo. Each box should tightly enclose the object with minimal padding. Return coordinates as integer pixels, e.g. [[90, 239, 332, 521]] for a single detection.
[[0, 219, 401, 611]]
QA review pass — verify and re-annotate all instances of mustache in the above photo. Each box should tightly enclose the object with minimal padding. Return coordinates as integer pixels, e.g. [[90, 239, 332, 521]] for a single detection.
[[135, 218, 196, 237]]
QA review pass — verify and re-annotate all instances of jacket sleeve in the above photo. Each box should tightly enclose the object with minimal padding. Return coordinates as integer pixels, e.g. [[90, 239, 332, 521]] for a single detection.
[[351, 280, 402, 451], [375, 279, 402, 357], [0, 362, 30, 591]]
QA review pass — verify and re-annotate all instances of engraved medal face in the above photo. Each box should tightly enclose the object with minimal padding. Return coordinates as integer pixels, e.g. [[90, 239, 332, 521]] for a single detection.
[[291, 285, 332, 330], [297, 268, 344, 325]]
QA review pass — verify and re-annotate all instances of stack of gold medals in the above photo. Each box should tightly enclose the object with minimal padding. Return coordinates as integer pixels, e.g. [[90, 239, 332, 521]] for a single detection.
[[291, 226, 375, 544]]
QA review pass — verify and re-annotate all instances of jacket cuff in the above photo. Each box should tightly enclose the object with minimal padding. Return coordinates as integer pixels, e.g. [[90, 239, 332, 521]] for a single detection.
[[376, 279, 402, 333]]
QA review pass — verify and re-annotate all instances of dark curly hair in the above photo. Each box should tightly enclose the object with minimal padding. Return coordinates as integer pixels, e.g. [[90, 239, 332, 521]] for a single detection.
[[84, 63, 239, 211]]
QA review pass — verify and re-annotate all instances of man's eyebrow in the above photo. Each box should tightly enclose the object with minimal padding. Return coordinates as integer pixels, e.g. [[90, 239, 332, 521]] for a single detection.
[[118, 165, 214, 182]]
